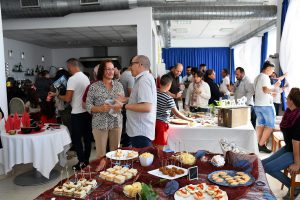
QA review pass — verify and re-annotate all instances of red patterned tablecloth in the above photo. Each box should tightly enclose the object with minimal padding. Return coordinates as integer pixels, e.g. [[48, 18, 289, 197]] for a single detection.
[[34, 147, 275, 200]]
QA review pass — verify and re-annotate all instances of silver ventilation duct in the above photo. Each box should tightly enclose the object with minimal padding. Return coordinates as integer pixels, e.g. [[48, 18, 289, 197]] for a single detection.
[[1, 0, 130, 19], [153, 5, 277, 20], [160, 20, 171, 48], [1, 0, 276, 19]]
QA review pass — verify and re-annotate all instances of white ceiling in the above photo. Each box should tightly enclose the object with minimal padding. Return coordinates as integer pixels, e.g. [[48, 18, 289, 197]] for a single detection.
[[3, 25, 137, 48]]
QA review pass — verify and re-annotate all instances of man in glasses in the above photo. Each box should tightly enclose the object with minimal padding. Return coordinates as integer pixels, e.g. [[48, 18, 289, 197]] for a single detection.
[[115, 55, 157, 148], [233, 67, 256, 128]]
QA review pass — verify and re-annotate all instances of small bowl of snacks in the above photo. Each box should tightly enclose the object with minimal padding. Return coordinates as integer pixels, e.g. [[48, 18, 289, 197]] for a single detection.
[[8, 130, 17, 135], [139, 152, 154, 167]]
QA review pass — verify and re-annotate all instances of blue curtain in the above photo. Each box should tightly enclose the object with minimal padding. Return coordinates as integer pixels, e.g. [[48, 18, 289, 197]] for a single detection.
[[260, 32, 268, 69], [162, 47, 230, 84], [280, 0, 289, 111], [230, 48, 235, 84]]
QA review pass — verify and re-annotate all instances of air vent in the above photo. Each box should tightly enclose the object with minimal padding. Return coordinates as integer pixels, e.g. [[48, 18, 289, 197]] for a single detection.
[[20, 0, 40, 8], [80, 0, 100, 5]]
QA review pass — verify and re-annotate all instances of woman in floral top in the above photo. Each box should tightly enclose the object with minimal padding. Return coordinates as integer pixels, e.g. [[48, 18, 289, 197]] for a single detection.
[[86, 60, 124, 158]]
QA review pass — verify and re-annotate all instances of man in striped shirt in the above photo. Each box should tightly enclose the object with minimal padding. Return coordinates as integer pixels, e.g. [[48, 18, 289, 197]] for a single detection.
[[153, 74, 193, 150]]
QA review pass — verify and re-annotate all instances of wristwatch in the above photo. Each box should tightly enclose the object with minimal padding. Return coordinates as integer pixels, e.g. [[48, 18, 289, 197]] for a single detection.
[[122, 103, 127, 110]]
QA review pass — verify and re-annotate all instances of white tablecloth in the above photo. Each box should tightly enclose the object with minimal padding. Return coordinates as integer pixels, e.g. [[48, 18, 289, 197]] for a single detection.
[[0, 125, 71, 178], [167, 123, 259, 154]]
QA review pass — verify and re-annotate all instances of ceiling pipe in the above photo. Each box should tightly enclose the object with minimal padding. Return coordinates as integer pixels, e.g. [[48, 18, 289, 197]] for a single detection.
[[229, 19, 276, 47], [159, 20, 171, 48], [153, 5, 277, 20], [1, 0, 276, 19]]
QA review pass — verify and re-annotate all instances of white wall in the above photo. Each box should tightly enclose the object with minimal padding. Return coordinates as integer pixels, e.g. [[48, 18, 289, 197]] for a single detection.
[[51, 47, 93, 68], [3, 7, 153, 67], [3, 38, 52, 82], [0, 7, 8, 118], [107, 46, 137, 68]]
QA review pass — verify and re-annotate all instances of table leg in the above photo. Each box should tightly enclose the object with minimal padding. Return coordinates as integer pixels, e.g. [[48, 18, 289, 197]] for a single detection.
[[14, 169, 59, 186]]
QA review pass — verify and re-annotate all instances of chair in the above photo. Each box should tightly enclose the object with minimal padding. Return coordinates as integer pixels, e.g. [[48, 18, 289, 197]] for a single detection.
[[281, 169, 300, 200], [9, 97, 25, 115], [272, 131, 284, 152]]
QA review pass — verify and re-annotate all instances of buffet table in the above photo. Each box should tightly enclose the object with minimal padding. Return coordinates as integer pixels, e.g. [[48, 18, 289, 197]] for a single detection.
[[167, 123, 259, 154], [34, 147, 275, 200], [0, 125, 71, 184]]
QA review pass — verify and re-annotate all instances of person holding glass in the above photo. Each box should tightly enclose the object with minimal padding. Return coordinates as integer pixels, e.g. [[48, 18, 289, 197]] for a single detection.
[[185, 71, 211, 113], [86, 60, 124, 158]]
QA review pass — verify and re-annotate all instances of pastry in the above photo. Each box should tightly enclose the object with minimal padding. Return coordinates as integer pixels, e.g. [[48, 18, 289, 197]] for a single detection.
[[128, 168, 138, 176], [176, 189, 190, 198], [238, 180, 247, 184], [215, 178, 224, 183], [115, 149, 124, 157], [72, 182, 81, 189], [63, 187, 75, 197], [53, 186, 64, 195], [123, 172, 133, 180], [78, 178, 87, 185], [127, 150, 138, 158], [106, 173, 116, 182], [74, 189, 87, 198], [86, 179, 97, 188], [196, 183, 207, 191], [185, 184, 197, 194], [236, 172, 245, 176], [114, 175, 126, 184], [63, 180, 75, 188], [113, 165, 122, 170], [107, 167, 116, 173], [193, 191, 205, 200], [100, 171, 110, 180], [230, 181, 239, 186], [81, 183, 92, 193]]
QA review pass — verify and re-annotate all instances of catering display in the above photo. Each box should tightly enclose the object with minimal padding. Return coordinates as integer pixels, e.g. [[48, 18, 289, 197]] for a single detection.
[[174, 183, 228, 200], [35, 146, 274, 200], [139, 152, 154, 166], [208, 170, 255, 187]]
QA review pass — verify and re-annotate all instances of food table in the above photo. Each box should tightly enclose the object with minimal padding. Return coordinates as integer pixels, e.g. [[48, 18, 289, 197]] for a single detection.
[[0, 124, 71, 185], [167, 123, 259, 154], [34, 147, 276, 200]]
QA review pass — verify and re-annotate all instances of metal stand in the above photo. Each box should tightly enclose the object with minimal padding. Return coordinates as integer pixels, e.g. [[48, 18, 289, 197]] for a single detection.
[[14, 169, 59, 186]]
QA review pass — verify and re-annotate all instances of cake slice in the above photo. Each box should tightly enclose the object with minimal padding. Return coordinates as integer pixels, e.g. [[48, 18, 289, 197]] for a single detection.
[[74, 189, 87, 198], [114, 175, 125, 184]]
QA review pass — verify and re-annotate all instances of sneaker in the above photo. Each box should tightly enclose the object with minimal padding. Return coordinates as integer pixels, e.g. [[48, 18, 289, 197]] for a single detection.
[[258, 144, 272, 153]]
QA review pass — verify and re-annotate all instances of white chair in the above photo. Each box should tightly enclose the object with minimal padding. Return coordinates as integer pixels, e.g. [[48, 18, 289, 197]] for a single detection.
[[9, 97, 25, 115]]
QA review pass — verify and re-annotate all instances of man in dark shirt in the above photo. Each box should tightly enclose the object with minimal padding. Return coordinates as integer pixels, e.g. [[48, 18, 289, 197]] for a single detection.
[[166, 63, 183, 109]]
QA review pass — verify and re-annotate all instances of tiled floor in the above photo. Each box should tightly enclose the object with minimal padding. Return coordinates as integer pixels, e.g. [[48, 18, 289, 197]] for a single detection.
[[0, 144, 299, 200]]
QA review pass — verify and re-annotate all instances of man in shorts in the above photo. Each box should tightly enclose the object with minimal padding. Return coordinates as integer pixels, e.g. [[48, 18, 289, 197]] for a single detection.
[[254, 61, 281, 153]]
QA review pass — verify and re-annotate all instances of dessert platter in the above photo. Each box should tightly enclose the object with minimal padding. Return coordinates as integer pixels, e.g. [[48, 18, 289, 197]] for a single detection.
[[99, 165, 138, 184], [53, 172, 98, 198], [174, 183, 228, 200], [106, 149, 139, 160], [148, 165, 188, 180], [208, 170, 255, 187]]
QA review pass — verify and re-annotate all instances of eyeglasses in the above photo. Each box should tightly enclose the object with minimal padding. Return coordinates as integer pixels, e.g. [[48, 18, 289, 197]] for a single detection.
[[105, 68, 114, 72]]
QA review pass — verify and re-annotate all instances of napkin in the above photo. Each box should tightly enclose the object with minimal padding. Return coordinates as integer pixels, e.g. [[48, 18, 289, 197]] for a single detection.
[[164, 180, 179, 196]]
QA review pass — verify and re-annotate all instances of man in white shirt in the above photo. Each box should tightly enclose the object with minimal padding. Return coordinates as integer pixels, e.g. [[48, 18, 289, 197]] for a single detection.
[[254, 61, 281, 153], [115, 55, 157, 148], [220, 68, 230, 99], [49, 58, 92, 169]]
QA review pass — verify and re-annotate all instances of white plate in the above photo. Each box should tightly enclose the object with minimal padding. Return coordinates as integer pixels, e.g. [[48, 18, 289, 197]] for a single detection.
[[106, 150, 138, 160], [147, 165, 188, 180], [174, 184, 228, 200]]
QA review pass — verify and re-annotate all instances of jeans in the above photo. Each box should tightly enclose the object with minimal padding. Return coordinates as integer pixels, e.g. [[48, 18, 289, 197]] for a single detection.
[[121, 109, 130, 147], [71, 112, 93, 163], [130, 136, 152, 148], [262, 147, 294, 188]]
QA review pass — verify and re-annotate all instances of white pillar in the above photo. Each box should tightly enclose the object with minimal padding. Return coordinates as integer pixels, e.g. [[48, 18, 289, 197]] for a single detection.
[[0, 5, 8, 118]]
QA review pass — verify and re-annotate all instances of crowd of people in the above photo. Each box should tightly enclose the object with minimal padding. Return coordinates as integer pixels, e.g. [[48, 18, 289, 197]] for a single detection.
[[4, 56, 300, 198]]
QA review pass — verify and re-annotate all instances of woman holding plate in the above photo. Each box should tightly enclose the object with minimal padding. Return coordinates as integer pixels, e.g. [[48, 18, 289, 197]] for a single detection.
[[86, 60, 124, 158]]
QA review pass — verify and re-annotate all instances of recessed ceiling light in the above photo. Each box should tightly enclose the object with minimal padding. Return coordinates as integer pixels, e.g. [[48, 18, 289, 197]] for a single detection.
[[212, 35, 227, 38], [173, 28, 189, 33]]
